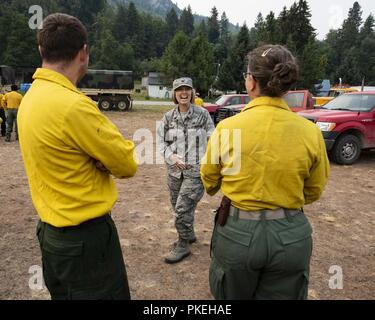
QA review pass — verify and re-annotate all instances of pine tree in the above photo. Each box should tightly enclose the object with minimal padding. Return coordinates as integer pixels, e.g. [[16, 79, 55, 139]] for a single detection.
[[179, 6, 194, 36], [126, 2, 141, 41], [336, 47, 362, 85], [287, 0, 316, 54], [327, 2, 364, 84], [195, 20, 208, 37], [250, 13, 266, 48], [218, 24, 250, 92], [188, 34, 215, 95], [56, 0, 106, 26], [276, 6, 290, 44], [113, 4, 128, 43], [359, 14, 374, 40], [340, 1, 363, 51], [207, 7, 220, 44], [1, 11, 40, 67], [77, 0, 106, 26], [297, 40, 327, 90], [219, 12, 230, 43], [264, 11, 278, 44], [126, 2, 145, 59], [166, 8, 179, 41], [213, 12, 231, 65], [357, 15, 375, 84], [91, 29, 134, 70], [161, 32, 192, 80]]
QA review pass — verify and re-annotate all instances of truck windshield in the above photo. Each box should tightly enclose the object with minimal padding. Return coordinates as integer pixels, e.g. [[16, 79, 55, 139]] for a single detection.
[[283, 92, 304, 107], [215, 96, 227, 105], [323, 94, 375, 112]]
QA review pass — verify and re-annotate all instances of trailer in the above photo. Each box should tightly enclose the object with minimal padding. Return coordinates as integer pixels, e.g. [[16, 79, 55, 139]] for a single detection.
[[78, 69, 134, 111]]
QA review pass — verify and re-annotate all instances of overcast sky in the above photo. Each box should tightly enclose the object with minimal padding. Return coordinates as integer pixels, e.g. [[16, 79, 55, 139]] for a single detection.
[[174, 0, 375, 40]]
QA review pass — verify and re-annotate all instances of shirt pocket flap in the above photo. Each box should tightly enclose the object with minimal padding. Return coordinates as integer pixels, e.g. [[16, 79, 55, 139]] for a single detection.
[[278, 223, 313, 245], [217, 225, 252, 247], [43, 238, 83, 257]]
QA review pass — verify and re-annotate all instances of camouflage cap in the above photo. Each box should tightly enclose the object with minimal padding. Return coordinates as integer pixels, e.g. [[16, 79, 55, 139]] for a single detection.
[[173, 77, 193, 91]]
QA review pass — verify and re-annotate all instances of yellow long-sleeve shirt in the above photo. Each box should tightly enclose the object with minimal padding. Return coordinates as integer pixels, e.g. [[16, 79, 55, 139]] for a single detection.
[[194, 97, 204, 107], [18, 68, 138, 227], [0, 94, 4, 108], [201, 96, 330, 211], [2, 91, 23, 109]]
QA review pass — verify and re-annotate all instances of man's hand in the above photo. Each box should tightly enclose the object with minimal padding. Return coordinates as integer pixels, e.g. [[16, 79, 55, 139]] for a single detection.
[[170, 154, 192, 170], [95, 161, 111, 174]]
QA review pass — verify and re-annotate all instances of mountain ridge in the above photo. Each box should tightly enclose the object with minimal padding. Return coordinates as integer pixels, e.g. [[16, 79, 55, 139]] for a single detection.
[[108, 0, 240, 32]]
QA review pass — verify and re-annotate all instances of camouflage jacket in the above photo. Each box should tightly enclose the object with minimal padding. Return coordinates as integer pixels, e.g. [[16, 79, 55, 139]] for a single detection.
[[157, 104, 215, 178]]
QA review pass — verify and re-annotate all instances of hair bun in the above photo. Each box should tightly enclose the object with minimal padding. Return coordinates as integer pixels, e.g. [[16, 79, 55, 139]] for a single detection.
[[267, 62, 298, 95], [247, 45, 299, 97], [273, 62, 292, 78]]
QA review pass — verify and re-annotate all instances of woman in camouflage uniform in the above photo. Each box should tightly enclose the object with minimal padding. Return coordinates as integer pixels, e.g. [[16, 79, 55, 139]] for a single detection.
[[157, 77, 215, 264]]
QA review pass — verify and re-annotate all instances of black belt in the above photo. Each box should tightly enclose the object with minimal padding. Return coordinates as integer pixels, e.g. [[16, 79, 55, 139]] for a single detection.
[[42, 213, 111, 232]]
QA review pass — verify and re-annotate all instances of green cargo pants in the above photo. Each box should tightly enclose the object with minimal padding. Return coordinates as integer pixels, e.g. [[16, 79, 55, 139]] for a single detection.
[[36, 214, 131, 300], [6, 108, 18, 138], [209, 210, 313, 300]]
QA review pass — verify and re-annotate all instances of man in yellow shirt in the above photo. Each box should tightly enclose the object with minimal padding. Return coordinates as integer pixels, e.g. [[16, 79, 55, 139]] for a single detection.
[[201, 45, 329, 300], [2, 85, 23, 142], [194, 92, 204, 107], [0, 91, 6, 137], [18, 13, 138, 300]]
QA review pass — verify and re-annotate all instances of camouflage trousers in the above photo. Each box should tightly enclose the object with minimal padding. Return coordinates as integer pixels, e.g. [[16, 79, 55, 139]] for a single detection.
[[167, 174, 205, 240]]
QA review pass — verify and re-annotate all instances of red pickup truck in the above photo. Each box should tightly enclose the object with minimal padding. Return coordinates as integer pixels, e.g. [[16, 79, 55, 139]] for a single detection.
[[215, 90, 314, 123], [203, 94, 250, 122], [298, 91, 375, 165]]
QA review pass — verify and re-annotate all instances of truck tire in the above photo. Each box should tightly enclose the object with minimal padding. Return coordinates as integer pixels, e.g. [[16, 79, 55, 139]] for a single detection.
[[117, 100, 128, 111], [116, 96, 132, 111], [331, 134, 361, 165], [98, 98, 112, 111]]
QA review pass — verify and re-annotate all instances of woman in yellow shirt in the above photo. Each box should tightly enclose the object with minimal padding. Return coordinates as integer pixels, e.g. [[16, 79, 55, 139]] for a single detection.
[[201, 45, 329, 300]]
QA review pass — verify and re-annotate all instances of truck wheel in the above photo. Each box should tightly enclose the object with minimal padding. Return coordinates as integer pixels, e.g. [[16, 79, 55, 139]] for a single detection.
[[117, 100, 128, 111], [331, 134, 361, 165], [99, 98, 111, 111]]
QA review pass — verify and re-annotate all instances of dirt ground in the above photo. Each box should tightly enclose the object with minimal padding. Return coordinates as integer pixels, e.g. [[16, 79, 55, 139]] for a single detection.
[[0, 105, 374, 300]]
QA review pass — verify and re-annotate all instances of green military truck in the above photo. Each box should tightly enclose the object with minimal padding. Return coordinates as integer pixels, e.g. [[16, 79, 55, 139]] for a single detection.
[[78, 69, 134, 111]]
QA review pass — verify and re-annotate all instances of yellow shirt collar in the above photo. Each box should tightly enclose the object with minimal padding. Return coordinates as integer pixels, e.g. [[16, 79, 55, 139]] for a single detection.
[[33, 68, 82, 95], [242, 96, 291, 112]]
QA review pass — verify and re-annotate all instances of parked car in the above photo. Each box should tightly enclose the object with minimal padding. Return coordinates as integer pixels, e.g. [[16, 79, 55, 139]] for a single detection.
[[298, 91, 375, 165], [214, 90, 314, 124], [203, 94, 250, 122]]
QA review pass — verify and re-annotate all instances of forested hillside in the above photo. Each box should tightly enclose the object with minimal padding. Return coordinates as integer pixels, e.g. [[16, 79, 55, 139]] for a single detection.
[[0, 0, 374, 94]]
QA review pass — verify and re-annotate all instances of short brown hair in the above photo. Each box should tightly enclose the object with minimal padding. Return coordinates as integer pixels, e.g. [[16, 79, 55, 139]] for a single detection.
[[247, 44, 298, 97], [38, 13, 88, 63]]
